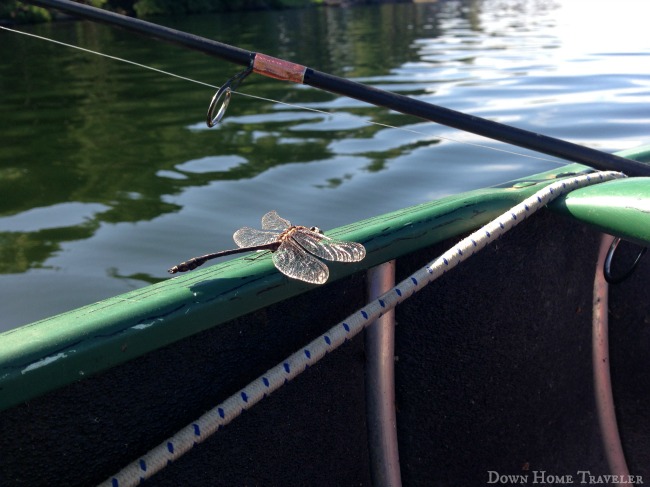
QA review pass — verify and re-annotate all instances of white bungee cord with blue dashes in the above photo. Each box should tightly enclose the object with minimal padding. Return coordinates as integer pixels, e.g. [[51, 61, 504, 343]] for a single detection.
[[101, 170, 625, 487]]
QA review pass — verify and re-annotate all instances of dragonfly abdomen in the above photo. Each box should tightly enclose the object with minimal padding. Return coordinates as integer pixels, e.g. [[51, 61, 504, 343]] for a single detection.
[[168, 256, 209, 274]]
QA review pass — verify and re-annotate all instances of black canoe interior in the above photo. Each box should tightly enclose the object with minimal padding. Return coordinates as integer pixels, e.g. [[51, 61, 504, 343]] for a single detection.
[[1, 209, 649, 486]]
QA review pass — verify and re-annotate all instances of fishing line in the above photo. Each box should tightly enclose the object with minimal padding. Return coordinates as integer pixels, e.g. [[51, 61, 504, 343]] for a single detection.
[[1, 24, 566, 167], [0, 25, 217, 89], [234, 90, 566, 167]]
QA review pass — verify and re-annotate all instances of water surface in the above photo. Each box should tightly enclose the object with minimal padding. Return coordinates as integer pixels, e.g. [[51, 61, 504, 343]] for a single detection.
[[1, 0, 650, 331]]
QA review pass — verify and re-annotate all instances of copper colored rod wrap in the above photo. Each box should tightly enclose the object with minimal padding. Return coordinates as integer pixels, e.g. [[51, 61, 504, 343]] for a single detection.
[[253, 53, 306, 84]]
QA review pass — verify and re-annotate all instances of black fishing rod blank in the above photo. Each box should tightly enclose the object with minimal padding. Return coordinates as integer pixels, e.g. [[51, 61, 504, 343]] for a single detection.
[[17, 0, 650, 177]]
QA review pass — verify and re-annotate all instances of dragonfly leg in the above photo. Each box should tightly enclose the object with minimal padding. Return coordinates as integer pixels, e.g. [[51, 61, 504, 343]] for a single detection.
[[243, 250, 273, 262]]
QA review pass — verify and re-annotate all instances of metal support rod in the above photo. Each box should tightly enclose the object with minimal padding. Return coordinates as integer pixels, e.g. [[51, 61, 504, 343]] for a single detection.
[[17, 0, 650, 176], [592, 235, 631, 484], [365, 260, 402, 487]]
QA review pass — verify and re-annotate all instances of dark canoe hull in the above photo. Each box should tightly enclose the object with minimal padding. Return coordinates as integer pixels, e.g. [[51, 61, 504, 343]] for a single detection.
[[3, 214, 650, 486], [2, 155, 650, 485]]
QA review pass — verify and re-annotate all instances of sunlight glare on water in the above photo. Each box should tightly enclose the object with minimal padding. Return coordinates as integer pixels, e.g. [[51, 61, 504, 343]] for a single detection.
[[555, 1, 650, 55]]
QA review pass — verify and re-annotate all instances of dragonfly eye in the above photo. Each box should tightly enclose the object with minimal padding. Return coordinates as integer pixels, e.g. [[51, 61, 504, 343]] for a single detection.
[[310, 226, 323, 234]]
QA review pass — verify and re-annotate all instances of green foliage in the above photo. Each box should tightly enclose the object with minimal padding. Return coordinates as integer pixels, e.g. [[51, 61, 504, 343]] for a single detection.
[[132, 0, 183, 16], [133, 0, 316, 16], [0, 3, 52, 23], [0, 0, 320, 22], [0, 1, 108, 23]]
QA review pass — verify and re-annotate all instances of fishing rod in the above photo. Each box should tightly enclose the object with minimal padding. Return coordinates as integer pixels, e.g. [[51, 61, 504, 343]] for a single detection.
[[18, 0, 650, 176]]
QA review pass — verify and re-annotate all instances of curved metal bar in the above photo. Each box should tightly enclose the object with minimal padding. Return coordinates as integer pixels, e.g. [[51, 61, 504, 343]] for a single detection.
[[593, 235, 631, 482], [603, 237, 647, 284], [365, 260, 402, 487]]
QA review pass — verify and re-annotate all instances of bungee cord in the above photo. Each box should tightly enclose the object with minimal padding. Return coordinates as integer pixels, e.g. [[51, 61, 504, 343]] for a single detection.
[[100, 170, 625, 486]]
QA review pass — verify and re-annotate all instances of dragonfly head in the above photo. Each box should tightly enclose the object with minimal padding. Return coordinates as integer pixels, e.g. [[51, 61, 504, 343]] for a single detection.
[[309, 226, 323, 234]]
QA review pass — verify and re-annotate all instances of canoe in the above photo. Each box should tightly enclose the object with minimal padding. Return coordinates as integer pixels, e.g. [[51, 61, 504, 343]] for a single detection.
[[1, 145, 649, 486]]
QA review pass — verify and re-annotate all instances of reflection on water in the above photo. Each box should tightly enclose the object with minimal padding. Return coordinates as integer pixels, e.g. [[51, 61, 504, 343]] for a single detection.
[[1, 0, 649, 330], [0, 202, 108, 233]]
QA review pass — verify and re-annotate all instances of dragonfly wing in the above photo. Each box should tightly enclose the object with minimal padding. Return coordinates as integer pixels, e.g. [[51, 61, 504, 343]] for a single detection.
[[261, 211, 291, 231], [292, 229, 366, 262], [272, 240, 329, 284], [233, 227, 280, 248]]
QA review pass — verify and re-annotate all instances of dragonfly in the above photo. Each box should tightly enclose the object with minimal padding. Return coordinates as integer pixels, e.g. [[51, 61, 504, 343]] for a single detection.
[[168, 211, 366, 284]]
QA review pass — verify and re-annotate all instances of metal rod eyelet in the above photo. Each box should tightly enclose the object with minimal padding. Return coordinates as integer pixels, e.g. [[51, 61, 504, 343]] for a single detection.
[[206, 64, 253, 128], [603, 237, 647, 285], [206, 85, 232, 127]]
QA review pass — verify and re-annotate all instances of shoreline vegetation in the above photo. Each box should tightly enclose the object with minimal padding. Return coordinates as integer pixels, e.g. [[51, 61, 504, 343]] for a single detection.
[[1, 0, 417, 23]]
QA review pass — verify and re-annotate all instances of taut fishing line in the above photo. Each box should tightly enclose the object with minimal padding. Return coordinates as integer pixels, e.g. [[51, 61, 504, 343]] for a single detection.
[[1, 24, 567, 169]]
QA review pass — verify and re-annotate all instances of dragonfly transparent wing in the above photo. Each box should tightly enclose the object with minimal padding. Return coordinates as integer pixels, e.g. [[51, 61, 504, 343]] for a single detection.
[[272, 240, 329, 284], [233, 227, 281, 248], [261, 211, 291, 231], [291, 229, 366, 262]]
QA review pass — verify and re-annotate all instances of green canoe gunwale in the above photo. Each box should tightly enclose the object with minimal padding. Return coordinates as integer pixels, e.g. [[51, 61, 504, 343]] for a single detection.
[[1, 145, 650, 412]]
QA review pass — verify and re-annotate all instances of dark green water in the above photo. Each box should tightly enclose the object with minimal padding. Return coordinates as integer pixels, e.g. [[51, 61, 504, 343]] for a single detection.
[[1, 0, 649, 330]]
